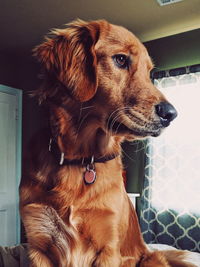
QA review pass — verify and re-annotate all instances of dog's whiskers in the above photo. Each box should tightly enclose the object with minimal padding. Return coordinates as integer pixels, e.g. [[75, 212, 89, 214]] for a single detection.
[[80, 105, 95, 110], [113, 116, 138, 162], [78, 105, 94, 122], [106, 110, 123, 140], [111, 115, 145, 161], [121, 146, 137, 162], [106, 107, 137, 138], [106, 107, 153, 140], [106, 107, 131, 139]]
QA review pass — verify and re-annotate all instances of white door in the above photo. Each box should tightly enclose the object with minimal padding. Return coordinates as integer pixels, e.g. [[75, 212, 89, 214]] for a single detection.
[[0, 87, 22, 246]]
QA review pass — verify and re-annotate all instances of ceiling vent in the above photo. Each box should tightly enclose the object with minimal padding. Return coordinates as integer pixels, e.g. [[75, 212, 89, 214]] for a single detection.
[[156, 0, 183, 6]]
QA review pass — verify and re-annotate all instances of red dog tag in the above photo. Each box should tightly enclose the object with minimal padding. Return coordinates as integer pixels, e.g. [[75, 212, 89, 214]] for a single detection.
[[84, 168, 96, 185]]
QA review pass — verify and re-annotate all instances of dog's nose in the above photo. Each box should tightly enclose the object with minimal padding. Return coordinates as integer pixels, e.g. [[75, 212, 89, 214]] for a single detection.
[[155, 102, 178, 127]]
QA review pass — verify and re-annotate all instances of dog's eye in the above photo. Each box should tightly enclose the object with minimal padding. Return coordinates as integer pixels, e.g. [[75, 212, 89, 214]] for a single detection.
[[113, 54, 130, 69]]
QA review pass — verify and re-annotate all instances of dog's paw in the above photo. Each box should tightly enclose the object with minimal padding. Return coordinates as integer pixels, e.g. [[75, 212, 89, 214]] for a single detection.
[[139, 251, 170, 267]]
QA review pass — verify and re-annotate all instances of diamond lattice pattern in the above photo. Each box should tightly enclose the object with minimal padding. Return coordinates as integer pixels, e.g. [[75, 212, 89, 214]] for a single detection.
[[140, 73, 200, 252]]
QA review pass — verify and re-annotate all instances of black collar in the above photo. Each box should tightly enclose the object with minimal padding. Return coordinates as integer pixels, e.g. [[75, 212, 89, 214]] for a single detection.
[[48, 138, 119, 166]]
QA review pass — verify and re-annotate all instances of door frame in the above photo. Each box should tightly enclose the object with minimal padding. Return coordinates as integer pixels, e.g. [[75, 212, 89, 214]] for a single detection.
[[0, 84, 22, 244]]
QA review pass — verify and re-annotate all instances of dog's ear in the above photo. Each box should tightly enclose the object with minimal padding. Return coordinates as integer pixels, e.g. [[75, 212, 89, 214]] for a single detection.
[[33, 20, 103, 102]]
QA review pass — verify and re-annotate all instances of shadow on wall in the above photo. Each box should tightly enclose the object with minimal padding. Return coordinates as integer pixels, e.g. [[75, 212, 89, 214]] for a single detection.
[[0, 47, 46, 149], [144, 28, 200, 71]]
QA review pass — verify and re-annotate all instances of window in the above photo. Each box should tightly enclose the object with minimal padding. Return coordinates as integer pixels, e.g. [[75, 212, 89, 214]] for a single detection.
[[140, 70, 200, 252]]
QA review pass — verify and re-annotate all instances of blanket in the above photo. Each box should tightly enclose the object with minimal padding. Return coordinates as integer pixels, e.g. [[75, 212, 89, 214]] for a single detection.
[[0, 244, 29, 267], [0, 243, 199, 266]]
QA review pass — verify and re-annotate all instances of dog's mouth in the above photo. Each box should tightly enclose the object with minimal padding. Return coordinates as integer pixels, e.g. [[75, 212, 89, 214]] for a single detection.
[[107, 119, 162, 138], [106, 110, 164, 138]]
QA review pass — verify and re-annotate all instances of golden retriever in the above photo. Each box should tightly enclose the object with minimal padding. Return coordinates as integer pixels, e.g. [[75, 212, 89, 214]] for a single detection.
[[20, 19, 197, 267]]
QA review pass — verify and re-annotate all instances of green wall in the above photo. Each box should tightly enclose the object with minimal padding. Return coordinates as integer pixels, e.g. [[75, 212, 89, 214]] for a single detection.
[[144, 28, 200, 71]]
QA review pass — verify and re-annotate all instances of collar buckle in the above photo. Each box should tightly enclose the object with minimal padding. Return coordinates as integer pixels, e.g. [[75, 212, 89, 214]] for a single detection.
[[59, 152, 65, 165]]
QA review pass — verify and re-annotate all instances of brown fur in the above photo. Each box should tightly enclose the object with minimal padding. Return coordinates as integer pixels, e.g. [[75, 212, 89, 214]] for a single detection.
[[20, 19, 196, 266]]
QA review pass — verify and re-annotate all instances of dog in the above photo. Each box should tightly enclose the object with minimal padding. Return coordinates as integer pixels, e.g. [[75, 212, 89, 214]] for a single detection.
[[20, 19, 197, 266]]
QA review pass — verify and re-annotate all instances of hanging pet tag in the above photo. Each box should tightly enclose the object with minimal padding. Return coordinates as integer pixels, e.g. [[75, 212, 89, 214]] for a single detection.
[[84, 164, 96, 185]]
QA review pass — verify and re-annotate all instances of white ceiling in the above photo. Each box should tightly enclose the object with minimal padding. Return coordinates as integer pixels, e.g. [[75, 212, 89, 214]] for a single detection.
[[0, 0, 200, 50]]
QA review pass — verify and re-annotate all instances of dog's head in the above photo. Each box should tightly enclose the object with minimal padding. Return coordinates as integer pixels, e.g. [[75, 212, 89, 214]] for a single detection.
[[34, 19, 177, 141]]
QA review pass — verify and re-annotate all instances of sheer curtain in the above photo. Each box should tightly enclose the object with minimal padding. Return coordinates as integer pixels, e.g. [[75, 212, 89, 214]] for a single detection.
[[140, 68, 200, 252]]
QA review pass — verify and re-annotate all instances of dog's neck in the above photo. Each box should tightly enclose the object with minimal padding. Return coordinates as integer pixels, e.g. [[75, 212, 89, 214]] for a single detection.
[[54, 126, 123, 161], [48, 102, 124, 161]]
